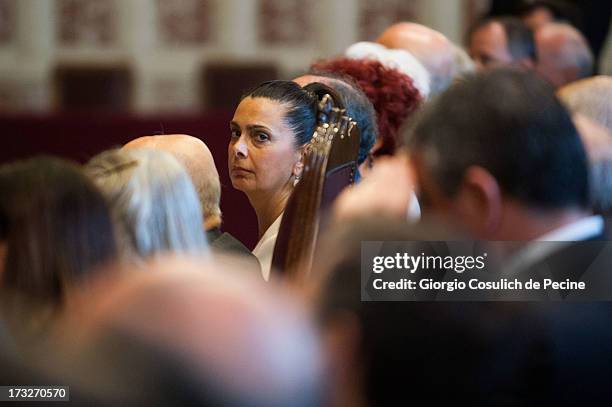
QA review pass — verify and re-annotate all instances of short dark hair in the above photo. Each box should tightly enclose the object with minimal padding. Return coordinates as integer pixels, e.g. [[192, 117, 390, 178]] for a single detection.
[[304, 70, 378, 165], [469, 16, 537, 62], [242, 80, 318, 147], [407, 69, 589, 210], [0, 157, 117, 306]]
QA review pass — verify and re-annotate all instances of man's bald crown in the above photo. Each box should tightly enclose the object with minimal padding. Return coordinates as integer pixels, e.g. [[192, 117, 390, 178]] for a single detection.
[[123, 135, 222, 228]]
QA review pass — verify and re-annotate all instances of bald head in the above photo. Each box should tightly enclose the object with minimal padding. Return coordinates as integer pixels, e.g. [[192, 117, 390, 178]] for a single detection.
[[123, 135, 221, 229], [558, 76, 612, 133], [377, 22, 455, 95], [535, 23, 593, 88]]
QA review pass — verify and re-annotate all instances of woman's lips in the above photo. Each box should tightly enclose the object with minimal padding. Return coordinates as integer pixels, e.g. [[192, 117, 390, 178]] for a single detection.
[[231, 166, 253, 176]]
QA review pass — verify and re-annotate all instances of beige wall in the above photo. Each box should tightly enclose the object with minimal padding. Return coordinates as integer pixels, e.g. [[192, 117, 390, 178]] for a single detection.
[[0, 0, 610, 113]]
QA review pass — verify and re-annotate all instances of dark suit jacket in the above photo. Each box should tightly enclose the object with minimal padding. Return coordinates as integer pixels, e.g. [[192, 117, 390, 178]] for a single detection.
[[206, 228, 261, 275], [504, 231, 611, 300]]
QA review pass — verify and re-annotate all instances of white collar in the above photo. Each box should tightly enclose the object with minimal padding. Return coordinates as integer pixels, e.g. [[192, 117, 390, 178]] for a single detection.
[[503, 215, 605, 277], [252, 214, 283, 281], [254, 214, 283, 251], [536, 215, 604, 242]]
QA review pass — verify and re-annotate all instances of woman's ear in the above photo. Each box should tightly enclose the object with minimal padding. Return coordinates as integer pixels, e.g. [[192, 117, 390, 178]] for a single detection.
[[293, 147, 306, 178], [293, 159, 304, 179]]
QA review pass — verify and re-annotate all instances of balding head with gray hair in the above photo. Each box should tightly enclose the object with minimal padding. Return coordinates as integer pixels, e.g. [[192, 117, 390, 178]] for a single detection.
[[535, 22, 594, 88], [86, 148, 207, 259], [123, 135, 222, 230]]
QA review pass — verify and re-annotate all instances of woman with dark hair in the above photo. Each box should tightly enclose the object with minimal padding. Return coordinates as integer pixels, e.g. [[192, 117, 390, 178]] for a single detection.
[[0, 157, 118, 309], [229, 80, 318, 279]]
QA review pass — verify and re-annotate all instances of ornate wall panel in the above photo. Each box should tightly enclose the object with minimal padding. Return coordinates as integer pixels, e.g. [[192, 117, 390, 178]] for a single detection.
[[359, 0, 419, 41], [258, 0, 313, 45], [0, 0, 16, 46], [157, 0, 212, 46], [57, 0, 117, 47]]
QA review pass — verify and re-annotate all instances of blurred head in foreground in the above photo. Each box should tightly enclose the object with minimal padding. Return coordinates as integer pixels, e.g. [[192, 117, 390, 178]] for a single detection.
[[54, 255, 324, 406], [0, 157, 117, 309]]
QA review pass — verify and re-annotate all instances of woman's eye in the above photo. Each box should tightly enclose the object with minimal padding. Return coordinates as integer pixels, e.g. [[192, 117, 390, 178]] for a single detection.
[[230, 129, 240, 138], [255, 132, 270, 142]]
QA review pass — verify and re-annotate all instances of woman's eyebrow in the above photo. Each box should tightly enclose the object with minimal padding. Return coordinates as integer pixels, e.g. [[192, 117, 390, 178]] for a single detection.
[[246, 124, 271, 132]]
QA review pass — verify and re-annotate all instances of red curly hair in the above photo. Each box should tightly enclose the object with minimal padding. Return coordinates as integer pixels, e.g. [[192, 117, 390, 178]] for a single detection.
[[311, 57, 422, 156]]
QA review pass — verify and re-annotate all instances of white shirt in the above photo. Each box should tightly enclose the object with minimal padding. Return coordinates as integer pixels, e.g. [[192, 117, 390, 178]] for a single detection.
[[252, 214, 283, 281], [406, 191, 421, 222]]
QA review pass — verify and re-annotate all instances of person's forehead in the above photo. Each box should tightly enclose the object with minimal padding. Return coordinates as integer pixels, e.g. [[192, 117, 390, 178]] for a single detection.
[[471, 22, 509, 57], [473, 22, 507, 43], [233, 97, 289, 130]]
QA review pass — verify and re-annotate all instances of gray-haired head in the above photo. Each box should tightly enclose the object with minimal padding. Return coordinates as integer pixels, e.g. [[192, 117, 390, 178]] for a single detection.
[[122, 135, 222, 231], [86, 148, 208, 258], [535, 22, 594, 88]]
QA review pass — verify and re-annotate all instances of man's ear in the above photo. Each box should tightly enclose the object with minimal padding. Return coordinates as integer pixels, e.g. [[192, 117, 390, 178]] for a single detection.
[[454, 166, 502, 238]]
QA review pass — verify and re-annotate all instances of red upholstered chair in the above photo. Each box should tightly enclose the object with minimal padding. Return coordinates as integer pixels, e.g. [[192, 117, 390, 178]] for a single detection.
[[53, 65, 132, 111], [271, 84, 360, 279], [201, 62, 279, 110]]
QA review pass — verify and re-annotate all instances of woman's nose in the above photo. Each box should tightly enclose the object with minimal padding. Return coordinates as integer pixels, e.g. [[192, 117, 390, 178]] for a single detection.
[[233, 137, 248, 158]]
